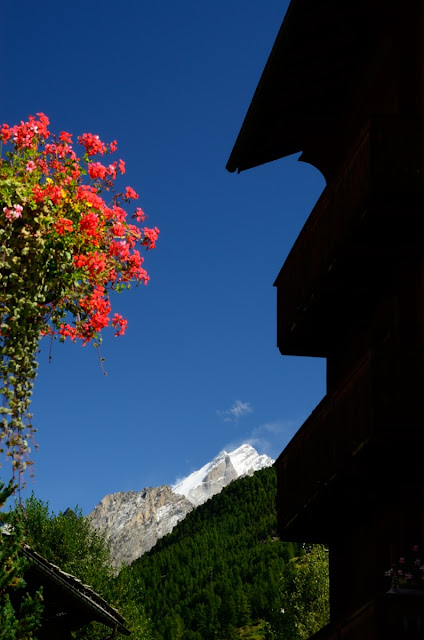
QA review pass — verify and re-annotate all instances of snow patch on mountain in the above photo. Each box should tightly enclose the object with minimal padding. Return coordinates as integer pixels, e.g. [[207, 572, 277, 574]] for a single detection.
[[173, 444, 274, 506]]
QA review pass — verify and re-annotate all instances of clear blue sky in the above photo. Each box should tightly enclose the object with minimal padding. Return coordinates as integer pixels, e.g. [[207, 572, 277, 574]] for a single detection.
[[2, 0, 326, 514]]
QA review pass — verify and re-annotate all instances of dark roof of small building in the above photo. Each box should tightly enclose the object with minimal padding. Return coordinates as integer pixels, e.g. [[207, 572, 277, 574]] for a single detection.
[[1, 530, 132, 639], [22, 543, 131, 636]]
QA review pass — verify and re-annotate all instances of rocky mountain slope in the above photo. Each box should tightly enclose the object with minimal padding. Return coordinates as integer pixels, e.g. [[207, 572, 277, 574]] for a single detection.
[[89, 485, 193, 568], [89, 444, 273, 568]]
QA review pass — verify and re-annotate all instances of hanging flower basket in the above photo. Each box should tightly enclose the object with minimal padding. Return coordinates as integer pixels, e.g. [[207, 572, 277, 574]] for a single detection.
[[0, 114, 159, 478]]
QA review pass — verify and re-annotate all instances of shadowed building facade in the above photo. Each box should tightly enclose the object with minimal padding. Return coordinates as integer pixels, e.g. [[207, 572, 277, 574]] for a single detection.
[[228, 1, 424, 638]]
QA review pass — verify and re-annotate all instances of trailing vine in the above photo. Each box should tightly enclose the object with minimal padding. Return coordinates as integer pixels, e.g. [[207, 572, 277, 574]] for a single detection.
[[0, 114, 159, 480]]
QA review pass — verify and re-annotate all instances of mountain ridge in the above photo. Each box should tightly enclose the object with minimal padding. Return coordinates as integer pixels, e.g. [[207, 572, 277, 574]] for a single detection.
[[173, 443, 273, 506], [89, 444, 274, 568]]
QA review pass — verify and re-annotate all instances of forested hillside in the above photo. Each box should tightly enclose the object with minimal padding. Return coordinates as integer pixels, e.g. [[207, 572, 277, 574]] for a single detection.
[[5, 468, 329, 640], [123, 466, 302, 640]]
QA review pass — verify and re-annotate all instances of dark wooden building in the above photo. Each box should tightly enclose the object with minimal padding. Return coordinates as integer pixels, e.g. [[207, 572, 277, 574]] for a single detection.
[[228, 1, 424, 638]]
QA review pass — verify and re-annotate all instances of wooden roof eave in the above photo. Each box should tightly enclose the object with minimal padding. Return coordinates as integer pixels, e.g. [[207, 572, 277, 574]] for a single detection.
[[226, 0, 375, 176], [22, 544, 131, 636]]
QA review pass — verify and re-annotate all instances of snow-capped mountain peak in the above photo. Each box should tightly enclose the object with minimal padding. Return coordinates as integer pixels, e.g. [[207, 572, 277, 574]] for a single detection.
[[172, 444, 274, 506], [229, 443, 274, 476]]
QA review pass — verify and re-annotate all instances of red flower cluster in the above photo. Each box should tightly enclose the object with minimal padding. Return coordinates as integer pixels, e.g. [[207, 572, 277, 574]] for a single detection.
[[0, 113, 159, 345], [78, 132, 107, 156], [1, 113, 50, 147], [55, 217, 73, 235], [142, 226, 160, 249], [112, 313, 128, 336]]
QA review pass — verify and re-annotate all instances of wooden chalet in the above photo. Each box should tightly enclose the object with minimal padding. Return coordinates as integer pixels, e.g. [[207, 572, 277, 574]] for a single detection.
[[228, 1, 424, 638]]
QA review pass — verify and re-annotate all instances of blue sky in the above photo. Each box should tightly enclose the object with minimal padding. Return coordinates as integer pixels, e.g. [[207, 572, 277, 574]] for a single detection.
[[2, 0, 326, 514]]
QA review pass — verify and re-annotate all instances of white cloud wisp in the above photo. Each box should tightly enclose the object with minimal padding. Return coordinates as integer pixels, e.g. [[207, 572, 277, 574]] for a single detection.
[[216, 400, 253, 423]]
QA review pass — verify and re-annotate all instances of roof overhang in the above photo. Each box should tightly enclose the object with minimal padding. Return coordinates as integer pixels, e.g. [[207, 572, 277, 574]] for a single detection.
[[226, 0, 383, 176], [21, 544, 131, 636]]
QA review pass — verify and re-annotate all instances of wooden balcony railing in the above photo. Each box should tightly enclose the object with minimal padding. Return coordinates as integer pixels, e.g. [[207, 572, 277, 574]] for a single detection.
[[275, 336, 424, 539], [276, 352, 373, 537]]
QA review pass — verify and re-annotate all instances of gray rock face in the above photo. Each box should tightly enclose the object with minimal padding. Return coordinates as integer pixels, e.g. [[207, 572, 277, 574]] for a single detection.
[[89, 485, 193, 569], [182, 454, 239, 507]]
